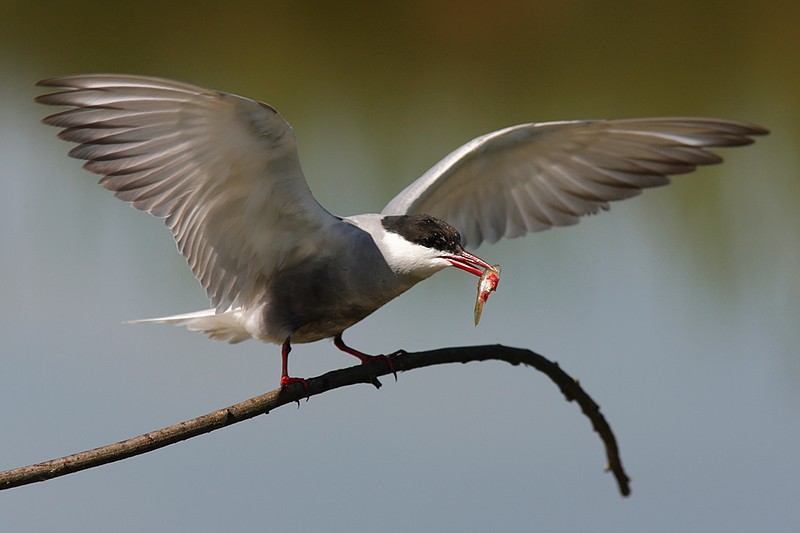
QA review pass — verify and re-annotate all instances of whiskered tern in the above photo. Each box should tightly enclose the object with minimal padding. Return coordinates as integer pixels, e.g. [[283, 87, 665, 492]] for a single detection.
[[36, 74, 767, 388]]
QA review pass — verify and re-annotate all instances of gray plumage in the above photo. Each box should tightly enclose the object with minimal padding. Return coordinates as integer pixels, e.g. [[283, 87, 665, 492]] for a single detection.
[[36, 74, 767, 384]]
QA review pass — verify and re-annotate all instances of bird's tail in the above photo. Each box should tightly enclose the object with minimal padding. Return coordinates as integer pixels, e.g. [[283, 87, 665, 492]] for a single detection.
[[129, 309, 252, 344]]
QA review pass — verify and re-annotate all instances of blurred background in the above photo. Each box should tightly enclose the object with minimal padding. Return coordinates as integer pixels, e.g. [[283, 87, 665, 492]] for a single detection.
[[1, 1, 798, 531]]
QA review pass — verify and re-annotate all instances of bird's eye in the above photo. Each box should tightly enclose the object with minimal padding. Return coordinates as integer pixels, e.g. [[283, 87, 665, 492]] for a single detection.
[[421, 232, 441, 249], [420, 233, 442, 249], [419, 231, 460, 253]]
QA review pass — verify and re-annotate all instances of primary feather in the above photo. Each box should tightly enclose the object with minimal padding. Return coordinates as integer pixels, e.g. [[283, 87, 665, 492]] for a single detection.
[[383, 118, 767, 248], [37, 74, 337, 312]]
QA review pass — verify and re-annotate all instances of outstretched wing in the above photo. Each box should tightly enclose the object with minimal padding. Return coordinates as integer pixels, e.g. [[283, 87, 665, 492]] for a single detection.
[[382, 118, 767, 248], [38, 74, 337, 310]]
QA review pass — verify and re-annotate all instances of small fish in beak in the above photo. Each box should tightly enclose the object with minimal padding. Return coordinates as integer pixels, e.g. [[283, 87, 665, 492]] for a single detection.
[[474, 265, 501, 326]]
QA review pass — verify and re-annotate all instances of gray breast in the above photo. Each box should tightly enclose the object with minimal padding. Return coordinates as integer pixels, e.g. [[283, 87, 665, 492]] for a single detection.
[[260, 222, 413, 343]]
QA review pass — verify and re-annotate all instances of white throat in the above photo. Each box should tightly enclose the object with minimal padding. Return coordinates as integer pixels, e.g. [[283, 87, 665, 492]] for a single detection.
[[377, 231, 450, 278]]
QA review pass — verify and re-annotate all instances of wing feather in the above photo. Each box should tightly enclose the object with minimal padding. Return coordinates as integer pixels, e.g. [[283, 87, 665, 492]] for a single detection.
[[383, 118, 767, 248], [38, 74, 336, 310]]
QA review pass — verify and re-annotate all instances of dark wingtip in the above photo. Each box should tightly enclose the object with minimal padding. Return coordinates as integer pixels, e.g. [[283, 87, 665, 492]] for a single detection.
[[34, 92, 60, 106], [35, 76, 74, 88], [738, 121, 769, 138], [732, 120, 770, 137], [34, 77, 74, 107]]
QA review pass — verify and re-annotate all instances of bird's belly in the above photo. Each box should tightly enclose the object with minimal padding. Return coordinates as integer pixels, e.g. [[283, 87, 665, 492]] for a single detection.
[[289, 308, 375, 344], [258, 236, 425, 345], [259, 275, 406, 344], [259, 294, 384, 344]]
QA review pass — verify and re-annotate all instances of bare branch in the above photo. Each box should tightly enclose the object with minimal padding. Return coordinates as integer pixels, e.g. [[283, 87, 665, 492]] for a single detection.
[[0, 344, 631, 496]]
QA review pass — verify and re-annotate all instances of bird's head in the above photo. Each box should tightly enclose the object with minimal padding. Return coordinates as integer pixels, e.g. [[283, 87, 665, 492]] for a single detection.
[[379, 214, 492, 279]]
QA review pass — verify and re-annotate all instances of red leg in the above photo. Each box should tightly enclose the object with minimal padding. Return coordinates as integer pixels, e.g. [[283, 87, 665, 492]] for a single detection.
[[333, 333, 402, 381], [279, 337, 309, 395]]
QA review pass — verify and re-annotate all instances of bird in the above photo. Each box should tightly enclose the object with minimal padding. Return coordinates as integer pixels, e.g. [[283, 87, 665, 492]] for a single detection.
[[36, 74, 767, 389]]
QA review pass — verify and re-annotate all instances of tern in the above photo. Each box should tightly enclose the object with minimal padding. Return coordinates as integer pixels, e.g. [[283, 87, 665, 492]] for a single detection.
[[37, 74, 767, 388]]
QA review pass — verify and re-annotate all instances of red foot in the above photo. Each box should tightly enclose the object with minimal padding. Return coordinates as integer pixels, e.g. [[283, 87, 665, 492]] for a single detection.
[[279, 338, 309, 397], [280, 375, 310, 397], [334, 334, 403, 381]]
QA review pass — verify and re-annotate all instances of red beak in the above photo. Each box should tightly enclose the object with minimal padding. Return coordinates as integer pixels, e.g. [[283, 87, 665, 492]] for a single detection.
[[442, 249, 492, 277]]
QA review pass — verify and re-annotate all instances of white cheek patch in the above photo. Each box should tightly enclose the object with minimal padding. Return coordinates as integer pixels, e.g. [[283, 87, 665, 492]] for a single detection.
[[380, 232, 448, 275]]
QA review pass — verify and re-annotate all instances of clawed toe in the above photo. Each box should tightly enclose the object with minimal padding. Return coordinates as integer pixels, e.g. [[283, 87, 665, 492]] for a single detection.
[[280, 375, 310, 399]]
